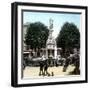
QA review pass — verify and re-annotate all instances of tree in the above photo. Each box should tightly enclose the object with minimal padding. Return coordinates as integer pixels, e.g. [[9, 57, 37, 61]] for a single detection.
[[56, 22, 80, 54], [25, 22, 49, 50]]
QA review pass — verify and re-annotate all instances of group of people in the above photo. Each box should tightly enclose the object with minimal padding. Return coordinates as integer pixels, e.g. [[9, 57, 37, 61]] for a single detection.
[[39, 55, 54, 76], [39, 52, 80, 76], [39, 60, 49, 76]]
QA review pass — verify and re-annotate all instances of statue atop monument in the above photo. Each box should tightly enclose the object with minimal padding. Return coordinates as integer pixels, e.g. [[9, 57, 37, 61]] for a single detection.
[[46, 18, 57, 59], [49, 18, 53, 30]]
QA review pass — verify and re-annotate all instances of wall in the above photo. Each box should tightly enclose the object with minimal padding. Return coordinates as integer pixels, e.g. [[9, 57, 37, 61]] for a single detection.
[[0, 0, 89, 89]]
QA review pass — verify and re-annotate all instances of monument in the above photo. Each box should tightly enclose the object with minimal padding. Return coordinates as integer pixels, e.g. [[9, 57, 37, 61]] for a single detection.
[[46, 18, 57, 59]]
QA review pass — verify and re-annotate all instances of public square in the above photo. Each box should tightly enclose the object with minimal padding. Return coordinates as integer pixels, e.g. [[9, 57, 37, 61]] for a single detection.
[[22, 16, 80, 79]]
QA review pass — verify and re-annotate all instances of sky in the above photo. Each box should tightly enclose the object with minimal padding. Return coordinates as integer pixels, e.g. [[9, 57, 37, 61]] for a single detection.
[[23, 11, 81, 38]]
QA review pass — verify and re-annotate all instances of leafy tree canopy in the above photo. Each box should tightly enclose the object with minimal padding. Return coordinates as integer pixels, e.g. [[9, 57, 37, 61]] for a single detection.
[[25, 22, 49, 50], [56, 22, 80, 50]]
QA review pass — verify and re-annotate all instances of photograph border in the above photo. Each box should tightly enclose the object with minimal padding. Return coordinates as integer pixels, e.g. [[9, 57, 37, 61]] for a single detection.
[[11, 2, 88, 87]]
